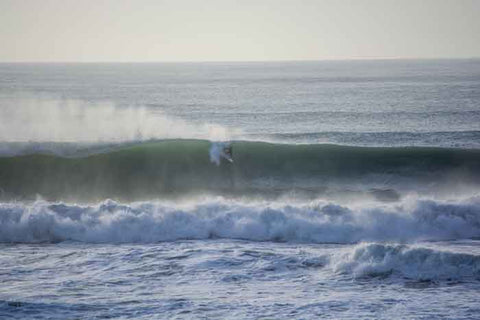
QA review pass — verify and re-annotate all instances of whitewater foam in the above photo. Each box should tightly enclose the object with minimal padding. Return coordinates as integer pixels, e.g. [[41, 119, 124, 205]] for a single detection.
[[330, 243, 480, 281], [1, 197, 479, 244]]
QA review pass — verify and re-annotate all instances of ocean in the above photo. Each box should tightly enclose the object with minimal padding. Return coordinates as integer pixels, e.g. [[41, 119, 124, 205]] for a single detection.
[[0, 59, 479, 319]]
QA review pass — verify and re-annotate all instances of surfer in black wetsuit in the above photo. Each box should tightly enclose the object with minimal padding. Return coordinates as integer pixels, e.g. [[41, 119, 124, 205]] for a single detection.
[[223, 145, 233, 161]]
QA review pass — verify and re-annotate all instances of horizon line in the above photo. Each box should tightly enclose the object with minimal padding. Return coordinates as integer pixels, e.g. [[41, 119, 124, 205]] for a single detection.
[[1, 56, 479, 64]]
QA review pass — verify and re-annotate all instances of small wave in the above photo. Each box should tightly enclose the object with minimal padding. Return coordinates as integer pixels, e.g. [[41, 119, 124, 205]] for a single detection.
[[1, 197, 479, 244], [330, 243, 480, 281]]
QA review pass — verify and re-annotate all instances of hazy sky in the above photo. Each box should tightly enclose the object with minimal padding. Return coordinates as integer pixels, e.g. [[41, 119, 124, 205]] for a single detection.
[[1, 0, 479, 62]]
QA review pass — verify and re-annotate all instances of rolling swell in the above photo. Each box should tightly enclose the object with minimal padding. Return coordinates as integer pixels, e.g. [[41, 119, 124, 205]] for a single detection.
[[0, 140, 479, 201]]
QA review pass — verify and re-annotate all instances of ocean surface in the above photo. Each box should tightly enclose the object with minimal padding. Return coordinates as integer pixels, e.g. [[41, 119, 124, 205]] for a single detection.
[[0, 59, 479, 319]]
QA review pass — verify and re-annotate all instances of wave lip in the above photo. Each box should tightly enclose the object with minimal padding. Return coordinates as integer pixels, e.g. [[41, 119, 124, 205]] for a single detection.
[[330, 243, 480, 281], [1, 197, 479, 244]]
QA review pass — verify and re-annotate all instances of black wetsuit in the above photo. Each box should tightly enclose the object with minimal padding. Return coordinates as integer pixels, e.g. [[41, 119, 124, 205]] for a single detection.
[[223, 146, 233, 159]]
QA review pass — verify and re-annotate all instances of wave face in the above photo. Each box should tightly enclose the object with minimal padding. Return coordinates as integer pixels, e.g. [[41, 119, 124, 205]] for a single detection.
[[330, 243, 480, 281], [1, 197, 479, 244], [0, 140, 479, 201]]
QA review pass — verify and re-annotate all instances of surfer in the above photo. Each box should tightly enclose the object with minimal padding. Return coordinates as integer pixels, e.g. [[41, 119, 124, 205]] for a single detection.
[[209, 142, 233, 164], [223, 145, 233, 162], [223, 145, 232, 158]]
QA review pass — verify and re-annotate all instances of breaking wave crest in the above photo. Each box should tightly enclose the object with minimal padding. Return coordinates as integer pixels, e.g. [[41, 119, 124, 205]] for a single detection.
[[1, 197, 479, 244], [331, 243, 480, 281]]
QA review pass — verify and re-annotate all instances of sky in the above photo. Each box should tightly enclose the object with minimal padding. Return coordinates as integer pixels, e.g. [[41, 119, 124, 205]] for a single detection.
[[1, 0, 479, 62]]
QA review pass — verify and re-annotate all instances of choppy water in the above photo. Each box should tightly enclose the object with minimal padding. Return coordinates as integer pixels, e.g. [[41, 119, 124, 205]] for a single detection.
[[1, 59, 480, 319], [2, 241, 480, 320]]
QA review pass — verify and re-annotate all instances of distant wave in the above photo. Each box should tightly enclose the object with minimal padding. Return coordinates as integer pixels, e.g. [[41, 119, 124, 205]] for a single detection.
[[1, 197, 479, 244], [0, 140, 479, 201], [245, 130, 480, 148]]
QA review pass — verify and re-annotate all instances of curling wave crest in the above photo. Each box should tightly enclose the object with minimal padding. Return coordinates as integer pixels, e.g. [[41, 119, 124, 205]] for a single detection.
[[1, 197, 479, 243], [331, 243, 480, 281]]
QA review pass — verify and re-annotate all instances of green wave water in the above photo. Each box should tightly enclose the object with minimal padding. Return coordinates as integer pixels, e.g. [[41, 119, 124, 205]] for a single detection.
[[0, 140, 479, 202]]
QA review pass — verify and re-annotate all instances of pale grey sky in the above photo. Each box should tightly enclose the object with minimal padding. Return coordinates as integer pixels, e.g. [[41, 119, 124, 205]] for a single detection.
[[1, 0, 479, 62]]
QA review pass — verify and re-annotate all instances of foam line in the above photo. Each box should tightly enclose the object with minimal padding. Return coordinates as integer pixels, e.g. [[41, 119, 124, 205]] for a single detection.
[[1, 197, 479, 244]]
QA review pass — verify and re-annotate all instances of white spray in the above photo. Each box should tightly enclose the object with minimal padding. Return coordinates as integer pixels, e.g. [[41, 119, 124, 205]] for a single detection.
[[209, 141, 233, 165], [0, 95, 239, 143]]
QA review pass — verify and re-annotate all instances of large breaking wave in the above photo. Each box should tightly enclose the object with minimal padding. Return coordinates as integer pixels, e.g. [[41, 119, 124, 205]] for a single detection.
[[1, 197, 479, 244], [0, 140, 479, 201]]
